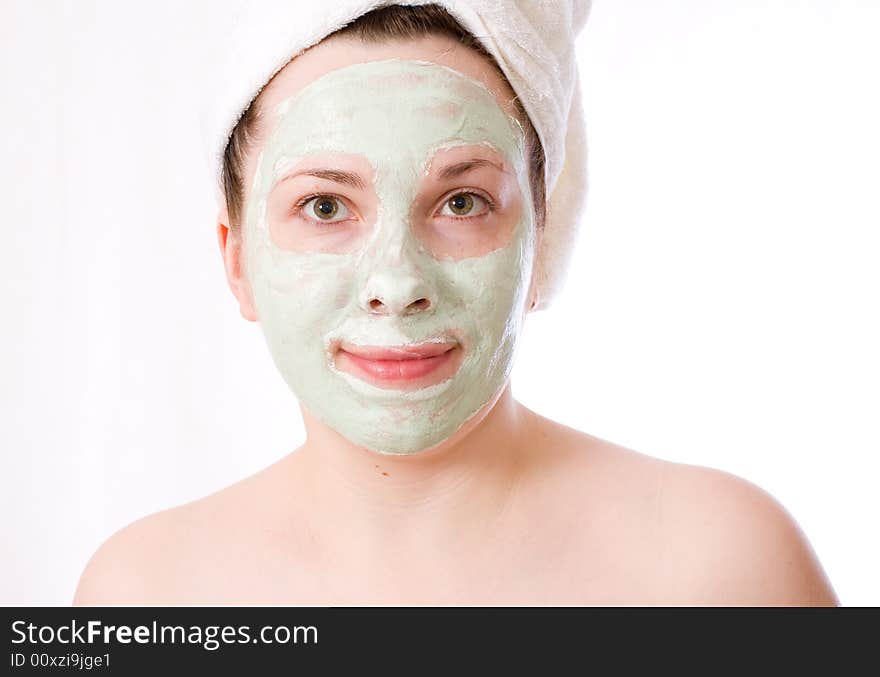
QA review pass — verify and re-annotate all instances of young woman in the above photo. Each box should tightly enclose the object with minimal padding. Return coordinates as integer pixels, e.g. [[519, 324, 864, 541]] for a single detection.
[[74, 3, 838, 605]]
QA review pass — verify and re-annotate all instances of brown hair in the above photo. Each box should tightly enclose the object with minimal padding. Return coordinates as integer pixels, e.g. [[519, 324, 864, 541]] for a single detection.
[[221, 3, 546, 233]]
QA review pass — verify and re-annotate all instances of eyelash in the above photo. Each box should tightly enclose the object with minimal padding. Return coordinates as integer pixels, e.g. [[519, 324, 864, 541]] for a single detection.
[[290, 193, 352, 223], [289, 189, 497, 221], [437, 189, 496, 219]]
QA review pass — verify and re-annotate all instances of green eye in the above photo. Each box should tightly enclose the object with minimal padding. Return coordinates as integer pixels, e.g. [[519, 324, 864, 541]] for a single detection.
[[301, 195, 349, 223], [312, 197, 339, 219], [447, 193, 474, 216], [439, 192, 492, 219]]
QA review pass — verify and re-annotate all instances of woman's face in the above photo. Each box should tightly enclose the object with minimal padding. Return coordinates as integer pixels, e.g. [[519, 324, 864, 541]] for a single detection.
[[235, 35, 538, 454]]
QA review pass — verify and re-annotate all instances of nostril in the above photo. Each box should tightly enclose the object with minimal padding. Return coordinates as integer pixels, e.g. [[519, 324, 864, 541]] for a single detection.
[[365, 296, 431, 314]]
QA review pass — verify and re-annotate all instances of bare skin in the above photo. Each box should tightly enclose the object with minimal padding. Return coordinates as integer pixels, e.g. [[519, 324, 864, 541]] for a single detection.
[[74, 34, 838, 606], [74, 389, 837, 605]]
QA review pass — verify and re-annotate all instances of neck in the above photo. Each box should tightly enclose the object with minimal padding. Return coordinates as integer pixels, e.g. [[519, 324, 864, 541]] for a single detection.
[[293, 383, 534, 554]]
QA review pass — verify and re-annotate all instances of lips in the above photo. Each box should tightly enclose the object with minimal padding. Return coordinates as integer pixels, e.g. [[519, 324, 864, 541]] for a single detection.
[[334, 340, 461, 387]]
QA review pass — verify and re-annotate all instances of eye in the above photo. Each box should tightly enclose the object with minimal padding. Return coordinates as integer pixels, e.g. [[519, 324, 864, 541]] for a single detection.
[[438, 192, 491, 218], [300, 195, 350, 223]]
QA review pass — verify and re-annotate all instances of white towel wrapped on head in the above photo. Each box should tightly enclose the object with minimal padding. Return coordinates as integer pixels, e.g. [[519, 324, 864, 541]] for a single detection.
[[200, 0, 591, 310]]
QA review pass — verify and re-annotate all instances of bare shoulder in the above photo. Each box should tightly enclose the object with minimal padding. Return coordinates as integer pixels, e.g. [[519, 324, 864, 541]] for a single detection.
[[73, 505, 187, 605], [525, 412, 838, 605], [73, 457, 293, 605], [656, 461, 839, 606]]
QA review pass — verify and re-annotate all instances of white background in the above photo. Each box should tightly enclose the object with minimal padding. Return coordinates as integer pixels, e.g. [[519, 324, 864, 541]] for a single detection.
[[1, 0, 877, 605]]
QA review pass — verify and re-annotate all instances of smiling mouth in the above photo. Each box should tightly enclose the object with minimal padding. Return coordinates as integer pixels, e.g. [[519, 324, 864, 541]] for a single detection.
[[333, 340, 463, 389]]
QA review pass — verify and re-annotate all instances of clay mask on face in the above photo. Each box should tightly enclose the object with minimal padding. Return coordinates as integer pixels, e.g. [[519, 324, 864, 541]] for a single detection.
[[244, 59, 536, 455]]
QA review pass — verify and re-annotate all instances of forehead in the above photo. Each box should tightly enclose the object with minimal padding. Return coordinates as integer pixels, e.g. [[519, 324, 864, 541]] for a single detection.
[[261, 59, 525, 174], [258, 33, 523, 121]]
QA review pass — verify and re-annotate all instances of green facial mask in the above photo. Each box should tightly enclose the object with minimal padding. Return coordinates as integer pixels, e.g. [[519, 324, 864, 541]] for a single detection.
[[244, 59, 536, 454]]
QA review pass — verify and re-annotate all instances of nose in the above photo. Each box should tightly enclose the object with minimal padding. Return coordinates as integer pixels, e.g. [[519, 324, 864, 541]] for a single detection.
[[359, 267, 435, 316]]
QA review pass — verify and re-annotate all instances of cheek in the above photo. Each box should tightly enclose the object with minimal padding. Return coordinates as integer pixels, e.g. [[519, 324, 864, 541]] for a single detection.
[[250, 251, 356, 338], [436, 235, 532, 340]]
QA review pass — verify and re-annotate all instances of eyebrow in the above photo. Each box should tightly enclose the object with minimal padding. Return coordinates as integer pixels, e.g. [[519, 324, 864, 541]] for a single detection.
[[277, 168, 367, 190], [436, 158, 504, 180], [276, 158, 503, 189]]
